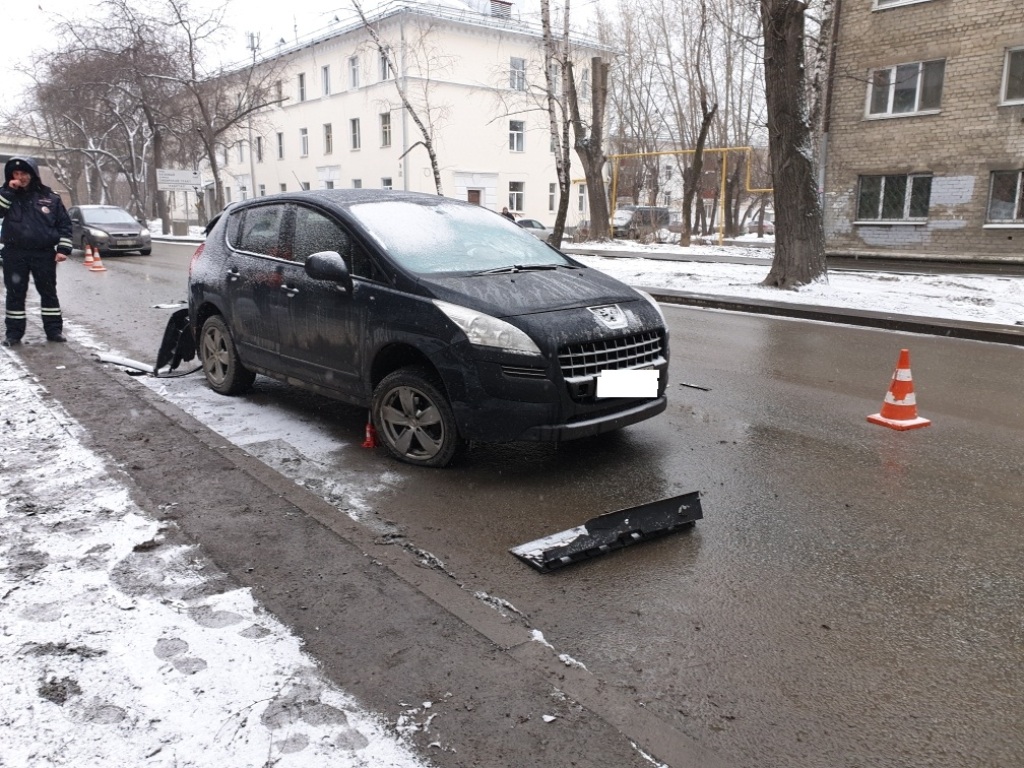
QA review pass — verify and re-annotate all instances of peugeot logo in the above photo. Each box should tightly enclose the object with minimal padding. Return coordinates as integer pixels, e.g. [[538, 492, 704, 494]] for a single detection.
[[588, 304, 628, 330]]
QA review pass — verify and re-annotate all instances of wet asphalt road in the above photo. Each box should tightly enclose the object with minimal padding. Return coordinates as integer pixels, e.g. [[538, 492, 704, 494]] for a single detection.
[[29, 244, 1024, 767]]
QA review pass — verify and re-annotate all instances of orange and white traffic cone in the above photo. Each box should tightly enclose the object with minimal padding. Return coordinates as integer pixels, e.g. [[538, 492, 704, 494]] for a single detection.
[[89, 248, 107, 272], [867, 348, 931, 431], [361, 416, 378, 448], [83, 243, 95, 266]]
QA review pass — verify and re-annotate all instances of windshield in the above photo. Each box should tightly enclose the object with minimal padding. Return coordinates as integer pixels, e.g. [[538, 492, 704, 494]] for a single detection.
[[85, 208, 138, 225], [348, 200, 573, 274]]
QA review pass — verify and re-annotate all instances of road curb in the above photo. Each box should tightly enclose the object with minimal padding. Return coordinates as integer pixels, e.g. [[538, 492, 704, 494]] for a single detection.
[[646, 287, 1024, 347]]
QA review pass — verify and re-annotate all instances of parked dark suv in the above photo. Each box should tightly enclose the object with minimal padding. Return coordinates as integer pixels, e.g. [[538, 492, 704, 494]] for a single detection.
[[611, 206, 671, 239], [188, 190, 669, 467]]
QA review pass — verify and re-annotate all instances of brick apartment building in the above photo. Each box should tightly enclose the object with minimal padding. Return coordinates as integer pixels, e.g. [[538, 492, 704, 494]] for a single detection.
[[822, 0, 1024, 263]]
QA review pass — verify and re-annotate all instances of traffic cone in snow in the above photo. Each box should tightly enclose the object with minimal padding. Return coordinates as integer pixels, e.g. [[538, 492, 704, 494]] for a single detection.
[[867, 348, 931, 430], [89, 248, 107, 272], [83, 243, 95, 266], [361, 416, 378, 448]]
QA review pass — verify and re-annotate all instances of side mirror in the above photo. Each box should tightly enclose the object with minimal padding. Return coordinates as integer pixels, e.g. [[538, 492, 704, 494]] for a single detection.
[[305, 250, 353, 293]]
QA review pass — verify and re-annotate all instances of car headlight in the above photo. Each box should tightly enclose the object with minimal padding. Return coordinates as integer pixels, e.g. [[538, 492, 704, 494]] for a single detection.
[[86, 228, 109, 240], [433, 300, 541, 356], [634, 289, 666, 323], [140, 228, 151, 237]]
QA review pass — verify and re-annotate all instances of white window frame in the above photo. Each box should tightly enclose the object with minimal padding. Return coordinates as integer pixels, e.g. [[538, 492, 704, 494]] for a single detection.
[[379, 48, 392, 81], [276, 132, 284, 160], [323, 123, 333, 154], [508, 181, 524, 213], [986, 170, 1024, 224], [874, 0, 936, 8], [349, 56, 360, 89], [509, 120, 525, 152], [258, 184, 266, 196], [866, 60, 944, 118], [299, 127, 309, 157], [380, 112, 392, 147], [352, 179, 363, 189], [510, 57, 526, 91], [350, 118, 361, 150], [578, 184, 587, 213], [548, 183, 556, 212], [855, 173, 932, 222], [381, 177, 393, 190], [298, 72, 306, 102], [255, 136, 264, 163], [1001, 47, 1024, 105], [321, 65, 331, 96]]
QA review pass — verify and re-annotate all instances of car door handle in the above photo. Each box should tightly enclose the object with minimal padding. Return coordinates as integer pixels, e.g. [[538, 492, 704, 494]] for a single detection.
[[226, 268, 240, 282], [281, 284, 299, 297]]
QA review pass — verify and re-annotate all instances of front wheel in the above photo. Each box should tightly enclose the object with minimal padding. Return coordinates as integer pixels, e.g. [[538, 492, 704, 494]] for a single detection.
[[140, 248, 152, 256], [372, 368, 462, 468], [199, 315, 255, 395]]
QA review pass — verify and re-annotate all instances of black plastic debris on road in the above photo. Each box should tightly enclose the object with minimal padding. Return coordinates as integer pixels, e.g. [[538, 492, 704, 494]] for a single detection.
[[510, 491, 703, 573]]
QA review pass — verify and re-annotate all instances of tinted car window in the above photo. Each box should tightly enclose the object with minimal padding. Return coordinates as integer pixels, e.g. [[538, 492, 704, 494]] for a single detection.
[[236, 205, 286, 258], [292, 204, 387, 282], [349, 200, 570, 274]]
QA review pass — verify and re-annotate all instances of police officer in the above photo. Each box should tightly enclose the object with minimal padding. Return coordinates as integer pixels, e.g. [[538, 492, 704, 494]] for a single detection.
[[0, 156, 73, 346]]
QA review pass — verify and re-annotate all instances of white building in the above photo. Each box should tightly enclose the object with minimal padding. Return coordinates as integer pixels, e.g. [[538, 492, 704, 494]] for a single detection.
[[210, 0, 606, 229]]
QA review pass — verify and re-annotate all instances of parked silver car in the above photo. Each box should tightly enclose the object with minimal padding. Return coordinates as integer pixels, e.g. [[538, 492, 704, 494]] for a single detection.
[[516, 218, 553, 241]]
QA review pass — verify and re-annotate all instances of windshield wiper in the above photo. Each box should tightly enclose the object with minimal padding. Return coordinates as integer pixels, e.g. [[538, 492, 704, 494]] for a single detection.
[[473, 264, 560, 275]]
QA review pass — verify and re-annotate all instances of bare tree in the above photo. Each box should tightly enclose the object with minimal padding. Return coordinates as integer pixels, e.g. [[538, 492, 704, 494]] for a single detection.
[[568, 56, 611, 240], [352, 1, 449, 195], [759, 0, 827, 288]]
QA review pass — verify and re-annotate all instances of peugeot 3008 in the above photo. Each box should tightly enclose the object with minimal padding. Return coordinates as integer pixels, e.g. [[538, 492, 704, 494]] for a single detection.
[[188, 190, 669, 467]]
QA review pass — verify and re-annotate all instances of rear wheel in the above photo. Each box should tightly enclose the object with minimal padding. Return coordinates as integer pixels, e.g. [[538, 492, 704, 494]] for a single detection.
[[199, 315, 255, 395], [372, 367, 462, 468]]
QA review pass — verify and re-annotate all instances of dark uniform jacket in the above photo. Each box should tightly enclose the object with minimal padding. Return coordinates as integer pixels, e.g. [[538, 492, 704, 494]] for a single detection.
[[0, 156, 73, 256]]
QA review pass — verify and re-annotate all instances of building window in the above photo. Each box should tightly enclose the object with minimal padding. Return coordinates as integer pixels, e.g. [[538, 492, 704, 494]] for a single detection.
[[987, 171, 1024, 222], [324, 123, 333, 154], [509, 120, 525, 152], [510, 57, 526, 91], [240, 186, 247, 201], [381, 177, 393, 189], [349, 56, 360, 88], [224, 186, 231, 203], [579, 67, 590, 100], [508, 181, 524, 212], [548, 62, 560, 92], [352, 179, 362, 189], [379, 48, 392, 80], [875, 0, 938, 6], [275, 80, 283, 102], [301, 181, 310, 191], [325, 180, 335, 189], [549, 183, 556, 212], [298, 72, 306, 102], [380, 113, 391, 147], [1002, 48, 1024, 104], [256, 136, 264, 163], [300, 127, 309, 156], [578, 184, 587, 212], [258, 184, 266, 196], [868, 60, 944, 116], [856, 174, 932, 221], [350, 118, 361, 150], [322, 65, 331, 96], [276, 132, 284, 159], [237, 141, 244, 163], [280, 183, 287, 192]]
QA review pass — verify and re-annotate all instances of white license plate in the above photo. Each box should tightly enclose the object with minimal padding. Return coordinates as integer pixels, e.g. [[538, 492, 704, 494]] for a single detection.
[[116, 239, 136, 246]]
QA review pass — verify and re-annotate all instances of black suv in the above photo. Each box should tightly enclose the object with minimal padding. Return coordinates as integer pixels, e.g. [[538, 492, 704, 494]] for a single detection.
[[188, 190, 669, 467]]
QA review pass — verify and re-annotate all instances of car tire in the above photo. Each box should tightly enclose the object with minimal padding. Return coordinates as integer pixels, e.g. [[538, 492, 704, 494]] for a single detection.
[[140, 248, 152, 256], [372, 367, 462, 468], [199, 315, 256, 395]]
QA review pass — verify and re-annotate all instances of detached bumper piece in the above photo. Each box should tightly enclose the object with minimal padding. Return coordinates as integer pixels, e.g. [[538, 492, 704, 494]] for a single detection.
[[510, 491, 702, 573]]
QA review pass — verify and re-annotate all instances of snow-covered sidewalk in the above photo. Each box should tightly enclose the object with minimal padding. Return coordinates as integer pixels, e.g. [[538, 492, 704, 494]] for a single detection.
[[0, 351, 429, 767]]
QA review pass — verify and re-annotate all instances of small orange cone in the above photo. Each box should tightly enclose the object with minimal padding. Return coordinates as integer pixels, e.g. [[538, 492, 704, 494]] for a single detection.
[[867, 348, 931, 430], [89, 249, 107, 272], [361, 417, 378, 448], [83, 243, 95, 265]]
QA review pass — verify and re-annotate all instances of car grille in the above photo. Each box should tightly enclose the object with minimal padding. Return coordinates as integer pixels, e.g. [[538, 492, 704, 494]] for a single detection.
[[502, 364, 547, 379], [558, 331, 665, 383]]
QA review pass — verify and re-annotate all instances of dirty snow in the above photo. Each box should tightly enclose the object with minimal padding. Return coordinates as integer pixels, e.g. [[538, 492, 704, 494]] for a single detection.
[[2, 245, 1023, 766], [0, 351, 430, 768]]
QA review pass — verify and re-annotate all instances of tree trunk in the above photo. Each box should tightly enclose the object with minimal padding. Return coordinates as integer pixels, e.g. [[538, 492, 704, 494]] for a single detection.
[[760, 0, 827, 289], [570, 57, 611, 240]]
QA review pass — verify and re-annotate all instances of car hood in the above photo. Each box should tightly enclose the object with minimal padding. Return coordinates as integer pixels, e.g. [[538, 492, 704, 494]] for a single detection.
[[417, 267, 647, 320], [88, 221, 145, 235]]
